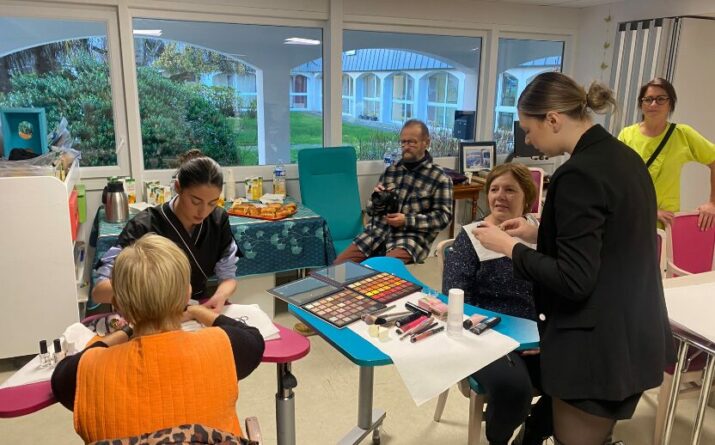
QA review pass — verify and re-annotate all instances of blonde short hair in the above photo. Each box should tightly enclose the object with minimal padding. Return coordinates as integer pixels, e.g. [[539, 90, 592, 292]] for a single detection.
[[113, 234, 190, 330]]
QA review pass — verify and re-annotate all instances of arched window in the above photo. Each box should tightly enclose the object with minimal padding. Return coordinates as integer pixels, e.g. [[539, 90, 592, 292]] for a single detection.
[[342, 74, 354, 116], [290, 74, 308, 109], [361, 73, 380, 120], [426, 72, 459, 129], [391, 73, 414, 123], [500, 73, 518, 107]]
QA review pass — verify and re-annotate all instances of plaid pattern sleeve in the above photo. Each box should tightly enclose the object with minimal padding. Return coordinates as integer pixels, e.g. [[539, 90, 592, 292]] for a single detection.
[[354, 155, 453, 263]]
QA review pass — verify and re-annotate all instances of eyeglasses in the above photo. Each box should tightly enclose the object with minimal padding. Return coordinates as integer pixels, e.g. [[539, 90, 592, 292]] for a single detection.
[[641, 95, 670, 105], [399, 139, 421, 146]]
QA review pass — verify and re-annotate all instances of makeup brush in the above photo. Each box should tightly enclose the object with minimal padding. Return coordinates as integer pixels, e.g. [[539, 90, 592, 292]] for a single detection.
[[361, 308, 408, 325], [374, 311, 412, 325], [360, 305, 395, 321]]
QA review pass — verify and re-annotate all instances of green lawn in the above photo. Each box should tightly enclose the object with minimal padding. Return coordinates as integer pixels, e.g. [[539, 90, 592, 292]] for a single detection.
[[231, 112, 398, 165]]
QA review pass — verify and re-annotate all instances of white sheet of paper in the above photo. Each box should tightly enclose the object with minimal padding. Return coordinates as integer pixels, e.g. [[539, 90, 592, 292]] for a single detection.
[[182, 304, 280, 341], [349, 292, 519, 405], [1, 305, 280, 390], [664, 281, 715, 344]]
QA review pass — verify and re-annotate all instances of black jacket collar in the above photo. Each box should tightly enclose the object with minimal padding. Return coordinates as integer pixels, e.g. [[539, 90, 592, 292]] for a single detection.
[[572, 124, 612, 156]]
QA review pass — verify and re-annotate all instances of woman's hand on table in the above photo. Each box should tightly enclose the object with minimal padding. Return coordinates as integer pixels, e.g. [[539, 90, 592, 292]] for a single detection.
[[472, 221, 519, 258], [201, 293, 229, 313], [184, 304, 220, 326]]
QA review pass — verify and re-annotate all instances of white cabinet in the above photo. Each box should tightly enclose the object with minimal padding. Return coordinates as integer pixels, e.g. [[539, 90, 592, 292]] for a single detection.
[[0, 162, 81, 358]]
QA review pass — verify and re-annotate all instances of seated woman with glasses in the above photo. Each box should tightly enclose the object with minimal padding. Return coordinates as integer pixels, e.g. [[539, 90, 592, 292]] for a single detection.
[[442, 163, 550, 445], [618, 77, 715, 229]]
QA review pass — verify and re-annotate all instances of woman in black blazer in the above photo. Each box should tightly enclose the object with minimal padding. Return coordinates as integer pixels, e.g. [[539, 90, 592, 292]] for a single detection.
[[474, 72, 673, 445]]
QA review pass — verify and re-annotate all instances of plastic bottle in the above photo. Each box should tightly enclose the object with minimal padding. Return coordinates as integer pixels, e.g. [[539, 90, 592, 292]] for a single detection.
[[447, 288, 465, 337], [383, 150, 393, 169], [273, 160, 286, 195], [223, 169, 236, 201], [391, 147, 401, 165]]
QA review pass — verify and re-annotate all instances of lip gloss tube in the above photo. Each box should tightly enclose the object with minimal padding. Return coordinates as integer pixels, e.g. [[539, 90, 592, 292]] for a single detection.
[[396, 315, 429, 335]]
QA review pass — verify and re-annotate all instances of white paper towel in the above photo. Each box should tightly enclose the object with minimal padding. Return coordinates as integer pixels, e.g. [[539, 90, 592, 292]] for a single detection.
[[349, 292, 519, 405]]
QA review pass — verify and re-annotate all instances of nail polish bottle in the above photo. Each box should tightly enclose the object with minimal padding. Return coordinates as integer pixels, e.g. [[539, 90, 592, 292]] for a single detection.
[[38, 340, 52, 368], [53, 338, 65, 364]]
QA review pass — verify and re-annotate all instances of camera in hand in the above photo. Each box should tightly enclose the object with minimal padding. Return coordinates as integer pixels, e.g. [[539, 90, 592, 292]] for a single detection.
[[368, 189, 399, 216]]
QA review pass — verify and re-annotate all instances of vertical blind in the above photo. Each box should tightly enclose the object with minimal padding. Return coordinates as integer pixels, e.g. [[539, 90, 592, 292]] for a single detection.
[[607, 17, 679, 134]]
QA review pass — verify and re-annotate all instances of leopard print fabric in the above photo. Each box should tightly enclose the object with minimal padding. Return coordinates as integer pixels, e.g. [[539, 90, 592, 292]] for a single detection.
[[89, 424, 258, 445]]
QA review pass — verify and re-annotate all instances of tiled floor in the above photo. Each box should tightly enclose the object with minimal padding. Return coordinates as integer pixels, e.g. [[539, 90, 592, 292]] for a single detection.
[[1, 257, 713, 444]]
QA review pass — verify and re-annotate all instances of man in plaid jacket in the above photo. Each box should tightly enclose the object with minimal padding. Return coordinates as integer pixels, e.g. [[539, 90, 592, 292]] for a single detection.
[[336, 119, 454, 264]]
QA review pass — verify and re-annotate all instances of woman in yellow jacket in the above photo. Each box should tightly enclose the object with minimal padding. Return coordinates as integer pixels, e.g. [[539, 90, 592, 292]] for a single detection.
[[52, 234, 264, 443], [617, 77, 715, 229]]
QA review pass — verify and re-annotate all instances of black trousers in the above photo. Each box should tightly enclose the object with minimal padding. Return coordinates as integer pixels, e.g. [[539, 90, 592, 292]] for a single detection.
[[472, 353, 552, 445]]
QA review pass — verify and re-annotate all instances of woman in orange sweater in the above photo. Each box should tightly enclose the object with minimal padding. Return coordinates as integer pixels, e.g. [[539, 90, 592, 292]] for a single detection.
[[51, 234, 265, 443]]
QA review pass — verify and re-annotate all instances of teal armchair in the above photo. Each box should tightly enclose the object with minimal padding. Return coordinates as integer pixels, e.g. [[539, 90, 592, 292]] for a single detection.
[[298, 146, 363, 255]]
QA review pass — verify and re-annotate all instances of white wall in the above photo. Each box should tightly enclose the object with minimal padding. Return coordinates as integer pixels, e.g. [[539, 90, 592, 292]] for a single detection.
[[574, 0, 715, 87]]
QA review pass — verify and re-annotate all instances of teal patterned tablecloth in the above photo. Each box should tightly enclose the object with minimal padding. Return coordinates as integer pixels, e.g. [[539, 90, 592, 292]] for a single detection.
[[91, 204, 337, 278]]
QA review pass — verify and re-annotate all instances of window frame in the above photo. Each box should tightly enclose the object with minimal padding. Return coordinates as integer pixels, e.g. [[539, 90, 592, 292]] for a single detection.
[[341, 73, 354, 116], [290, 74, 309, 110], [0, 2, 132, 181], [120, 7, 326, 183], [390, 72, 415, 124], [426, 71, 459, 129]]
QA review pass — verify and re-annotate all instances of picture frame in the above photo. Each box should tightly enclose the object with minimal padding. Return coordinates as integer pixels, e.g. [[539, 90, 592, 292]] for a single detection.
[[459, 141, 496, 173]]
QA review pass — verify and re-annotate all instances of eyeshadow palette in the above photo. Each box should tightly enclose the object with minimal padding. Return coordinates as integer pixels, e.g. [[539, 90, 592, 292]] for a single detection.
[[268, 276, 341, 306], [303, 288, 386, 328], [346, 272, 423, 304], [309, 261, 378, 287]]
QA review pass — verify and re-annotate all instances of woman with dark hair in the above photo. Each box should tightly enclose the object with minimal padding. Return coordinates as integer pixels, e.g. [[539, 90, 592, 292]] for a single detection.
[[93, 149, 241, 311], [618, 77, 715, 229], [474, 72, 673, 445]]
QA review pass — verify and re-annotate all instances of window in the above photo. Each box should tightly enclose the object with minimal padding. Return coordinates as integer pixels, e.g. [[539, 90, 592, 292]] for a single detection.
[[0, 16, 125, 168], [427, 72, 459, 129], [498, 112, 514, 130], [342, 74, 354, 116], [133, 18, 323, 167], [290, 75, 308, 109], [360, 74, 380, 120], [391, 73, 414, 122], [500, 73, 518, 107], [493, 38, 564, 159], [341, 31, 481, 161]]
